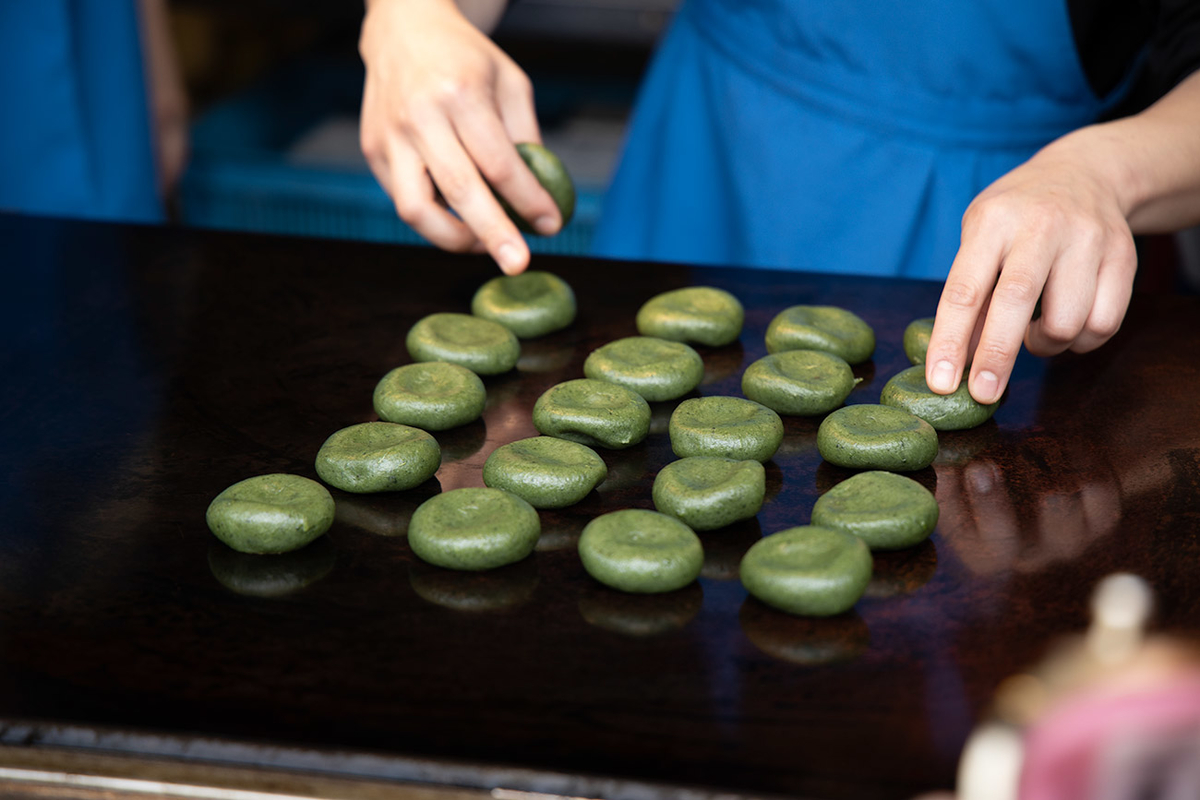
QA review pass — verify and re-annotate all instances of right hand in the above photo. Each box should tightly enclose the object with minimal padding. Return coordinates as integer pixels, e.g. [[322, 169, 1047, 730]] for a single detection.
[[359, 0, 562, 274]]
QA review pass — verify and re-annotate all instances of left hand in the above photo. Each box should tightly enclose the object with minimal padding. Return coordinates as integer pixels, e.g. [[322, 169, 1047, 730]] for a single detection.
[[924, 129, 1138, 404]]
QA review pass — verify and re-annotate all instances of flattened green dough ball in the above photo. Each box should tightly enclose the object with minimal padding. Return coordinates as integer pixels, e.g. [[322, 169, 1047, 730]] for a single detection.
[[483, 436, 607, 508], [471, 271, 577, 338], [765, 305, 876, 365], [206, 474, 334, 554], [373, 362, 486, 431], [406, 312, 520, 375], [578, 509, 704, 593], [533, 378, 651, 449], [315, 422, 441, 493], [498, 142, 576, 233], [739, 526, 872, 616], [880, 365, 999, 430], [903, 317, 935, 365], [636, 286, 745, 347], [741, 350, 857, 416], [811, 471, 939, 550], [817, 404, 938, 472], [584, 336, 704, 402], [669, 396, 784, 463], [409, 487, 540, 571], [652, 457, 765, 531]]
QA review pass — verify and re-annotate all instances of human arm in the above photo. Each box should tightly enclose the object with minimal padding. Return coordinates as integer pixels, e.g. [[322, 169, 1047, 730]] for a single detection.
[[925, 69, 1200, 404], [139, 0, 189, 201], [358, 0, 562, 274]]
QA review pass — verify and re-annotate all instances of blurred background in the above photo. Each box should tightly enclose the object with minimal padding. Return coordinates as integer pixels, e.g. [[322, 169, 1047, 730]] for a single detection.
[[173, 0, 678, 258]]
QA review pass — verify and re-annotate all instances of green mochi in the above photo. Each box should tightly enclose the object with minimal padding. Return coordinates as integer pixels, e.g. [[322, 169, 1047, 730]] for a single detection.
[[373, 362, 486, 431], [669, 396, 784, 463], [315, 422, 441, 493], [206, 474, 335, 555], [533, 378, 651, 449], [483, 436, 608, 508], [471, 271, 577, 338], [578, 509, 704, 594], [408, 487, 541, 571], [811, 471, 939, 550], [880, 365, 999, 430], [406, 312, 520, 375], [739, 525, 872, 617], [903, 317, 935, 365], [741, 350, 858, 416], [652, 457, 765, 531], [583, 336, 704, 402], [817, 404, 938, 472], [635, 286, 745, 347], [497, 142, 577, 234], [765, 305, 876, 365]]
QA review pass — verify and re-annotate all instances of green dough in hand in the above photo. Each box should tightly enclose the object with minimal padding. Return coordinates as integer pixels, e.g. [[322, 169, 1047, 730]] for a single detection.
[[636, 286, 745, 347], [373, 362, 486, 431], [765, 305, 876, 364], [206, 474, 334, 554], [880, 365, 999, 430], [409, 487, 541, 571], [483, 436, 607, 508], [669, 396, 784, 463], [584, 336, 704, 402], [817, 404, 938, 472], [578, 509, 704, 594], [811, 471, 939, 550], [652, 457, 765, 531], [406, 312, 520, 375], [741, 350, 858, 416], [497, 142, 576, 234], [739, 525, 872, 616], [471, 271, 577, 338], [315, 422, 441, 493], [903, 317, 935, 365], [533, 378, 652, 449]]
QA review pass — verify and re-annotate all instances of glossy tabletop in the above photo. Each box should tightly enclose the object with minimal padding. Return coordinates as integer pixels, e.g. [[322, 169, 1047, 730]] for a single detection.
[[1, 215, 1198, 799]]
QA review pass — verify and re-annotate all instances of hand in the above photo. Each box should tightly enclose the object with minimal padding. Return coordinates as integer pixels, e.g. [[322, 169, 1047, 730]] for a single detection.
[[358, 0, 562, 274], [139, 0, 190, 200], [925, 128, 1138, 404]]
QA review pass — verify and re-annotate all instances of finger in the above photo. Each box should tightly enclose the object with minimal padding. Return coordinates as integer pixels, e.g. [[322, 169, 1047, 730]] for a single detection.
[[968, 241, 1055, 404], [1024, 237, 1101, 357], [452, 95, 561, 236], [926, 222, 1006, 395], [410, 116, 530, 274], [1070, 234, 1136, 353], [496, 66, 542, 144], [387, 138, 478, 252]]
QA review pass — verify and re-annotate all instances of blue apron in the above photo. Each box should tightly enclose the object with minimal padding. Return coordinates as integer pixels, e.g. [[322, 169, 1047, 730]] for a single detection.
[[0, 2, 161, 223], [592, 0, 1131, 278]]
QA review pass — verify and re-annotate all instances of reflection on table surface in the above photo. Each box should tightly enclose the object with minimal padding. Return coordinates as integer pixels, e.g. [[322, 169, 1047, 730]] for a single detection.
[[0, 215, 1198, 800]]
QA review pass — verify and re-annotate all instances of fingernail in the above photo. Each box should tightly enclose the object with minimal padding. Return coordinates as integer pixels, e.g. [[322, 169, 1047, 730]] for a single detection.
[[929, 360, 957, 393], [533, 215, 559, 236], [974, 370, 1000, 403], [496, 242, 523, 274]]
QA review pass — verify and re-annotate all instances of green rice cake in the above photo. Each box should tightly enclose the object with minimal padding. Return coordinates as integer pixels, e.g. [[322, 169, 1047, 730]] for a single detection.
[[636, 286, 744, 347], [206, 473, 334, 555], [406, 312, 520, 375], [533, 378, 651, 449], [811, 471, 939, 550], [315, 422, 441, 493], [373, 362, 486, 431], [652, 457, 765, 531], [584, 336, 704, 402], [816, 404, 938, 471], [471, 271, 576, 338], [741, 350, 858, 416], [880, 365, 999, 430], [739, 526, 872, 616], [578, 509, 704, 594], [409, 487, 540, 571], [765, 305, 875, 365], [483, 436, 607, 508], [903, 317, 935, 365], [669, 396, 784, 463]]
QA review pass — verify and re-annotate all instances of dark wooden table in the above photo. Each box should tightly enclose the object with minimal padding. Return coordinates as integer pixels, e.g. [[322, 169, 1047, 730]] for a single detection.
[[1, 214, 1198, 800]]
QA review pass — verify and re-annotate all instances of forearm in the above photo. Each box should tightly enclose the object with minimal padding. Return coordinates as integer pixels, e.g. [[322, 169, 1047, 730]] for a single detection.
[[1075, 69, 1200, 233]]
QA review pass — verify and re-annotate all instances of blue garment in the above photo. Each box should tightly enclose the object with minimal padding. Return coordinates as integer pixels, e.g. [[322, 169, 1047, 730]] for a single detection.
[[0, 2, 161, 223], [593, 0, 1133, 278]]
